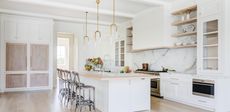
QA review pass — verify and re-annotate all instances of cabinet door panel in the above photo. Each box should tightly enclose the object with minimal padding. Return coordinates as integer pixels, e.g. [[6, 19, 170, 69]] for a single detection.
[[30, 44, 49, 71], [197, 15, 222, 74], [6, 43, 27, 71], [38, 24, 50, 42], [4, 20, 17, 41], [29, 23, 39, 41], [17, 22, 29, 41], [6, 74, 27, 88], [130, 79, 150, 111], [30, 73, 49, 87], [198, 0, 221, 18]]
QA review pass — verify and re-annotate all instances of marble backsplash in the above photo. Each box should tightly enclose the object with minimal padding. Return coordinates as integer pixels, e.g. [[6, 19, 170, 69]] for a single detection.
[[131, 48, 197, 74]]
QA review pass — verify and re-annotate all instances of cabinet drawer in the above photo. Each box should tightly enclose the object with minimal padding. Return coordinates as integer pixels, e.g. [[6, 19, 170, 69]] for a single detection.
[[192, 96, 215, 108]]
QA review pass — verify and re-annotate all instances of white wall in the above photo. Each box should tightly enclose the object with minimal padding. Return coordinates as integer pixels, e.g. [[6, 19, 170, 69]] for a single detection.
[[0, 15, 2, 92], [54, 21, 114, 72], [117, 1, 197, 73], [171, 0, 197, 10]]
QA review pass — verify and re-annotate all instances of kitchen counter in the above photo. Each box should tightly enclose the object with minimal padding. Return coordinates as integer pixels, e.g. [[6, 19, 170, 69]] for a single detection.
[[79, 71, 153, 112], [79, 71, 157, 80]]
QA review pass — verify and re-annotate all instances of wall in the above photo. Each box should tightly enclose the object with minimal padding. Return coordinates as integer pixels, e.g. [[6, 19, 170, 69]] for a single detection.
[[132, 48, 197, 73], [119, 0, 197, 74], [0, 15, 2, 92], [54, 21, 114, 72]]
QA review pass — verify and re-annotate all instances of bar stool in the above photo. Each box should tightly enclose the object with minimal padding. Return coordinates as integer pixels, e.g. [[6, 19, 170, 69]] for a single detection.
[[72, 71, 96, 112], [57, 69, 67, 102]]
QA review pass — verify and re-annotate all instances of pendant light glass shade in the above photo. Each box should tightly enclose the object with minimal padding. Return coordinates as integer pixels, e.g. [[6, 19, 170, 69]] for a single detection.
[[95, 0, 101, 41], [110, 0, 117, 36], [83, 12, 89, 44]]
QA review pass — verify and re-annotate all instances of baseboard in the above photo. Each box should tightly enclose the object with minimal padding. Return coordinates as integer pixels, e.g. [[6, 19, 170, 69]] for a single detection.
[[4, 87, 52, 92]]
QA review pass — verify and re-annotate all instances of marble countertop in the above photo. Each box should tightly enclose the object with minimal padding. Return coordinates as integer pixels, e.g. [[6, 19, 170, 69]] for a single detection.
[[79, 71, 158, 80]]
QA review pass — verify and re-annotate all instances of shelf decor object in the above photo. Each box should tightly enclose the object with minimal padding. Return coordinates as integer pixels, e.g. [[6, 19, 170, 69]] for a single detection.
[[83, 12, 89, 44], [94, 0, 101, 40], [110, 0, 118, 36]]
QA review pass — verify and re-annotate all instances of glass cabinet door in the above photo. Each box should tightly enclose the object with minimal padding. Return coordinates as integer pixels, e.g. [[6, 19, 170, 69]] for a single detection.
[[201, 17, 220, 72]]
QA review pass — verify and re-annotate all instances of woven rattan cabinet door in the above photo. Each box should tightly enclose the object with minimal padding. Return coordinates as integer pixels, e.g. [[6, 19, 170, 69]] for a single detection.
[[30, 44, 49, 71], [6, 43, 27, 71]]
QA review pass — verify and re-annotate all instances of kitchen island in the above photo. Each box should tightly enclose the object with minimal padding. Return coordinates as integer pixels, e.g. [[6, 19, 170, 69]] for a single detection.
[[79, 72, 156, 112]]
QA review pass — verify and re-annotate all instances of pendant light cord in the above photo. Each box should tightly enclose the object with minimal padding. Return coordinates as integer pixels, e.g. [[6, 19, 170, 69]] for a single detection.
[[86, 12, 88, 36], [113, 0, 115, 24], [96, 0, 100, 31]]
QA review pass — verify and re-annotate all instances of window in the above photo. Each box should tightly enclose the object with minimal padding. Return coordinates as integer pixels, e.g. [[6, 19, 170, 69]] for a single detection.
[[57, 46, 66, 65]]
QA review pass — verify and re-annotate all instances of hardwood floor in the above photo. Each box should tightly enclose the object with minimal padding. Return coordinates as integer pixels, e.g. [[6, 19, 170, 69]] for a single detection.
[[151, 97, 211, 112], [0, 90, 210, 112]]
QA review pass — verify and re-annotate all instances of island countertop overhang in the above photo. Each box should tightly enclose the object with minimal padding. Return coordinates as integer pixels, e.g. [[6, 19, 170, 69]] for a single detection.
[[79, 72, 158, 80]]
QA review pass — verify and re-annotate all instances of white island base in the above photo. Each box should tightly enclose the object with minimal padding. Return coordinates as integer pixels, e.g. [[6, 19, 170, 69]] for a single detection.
[[79, 72, 154, 112]]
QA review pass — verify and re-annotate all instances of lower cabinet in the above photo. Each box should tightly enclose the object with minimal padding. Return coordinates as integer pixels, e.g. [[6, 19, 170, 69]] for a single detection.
[[160, 73, 214, 111], [130, 78, 150, 111], [5, 43, 50, 90], [6, 74, 27, 88], [161, 74, 192, 102]]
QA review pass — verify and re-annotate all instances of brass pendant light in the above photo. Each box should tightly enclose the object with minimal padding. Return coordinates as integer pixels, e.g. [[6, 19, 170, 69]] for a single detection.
[[84, 12, 89, 44], [110, 0, 117, 35], [95, 0, 101, 40]]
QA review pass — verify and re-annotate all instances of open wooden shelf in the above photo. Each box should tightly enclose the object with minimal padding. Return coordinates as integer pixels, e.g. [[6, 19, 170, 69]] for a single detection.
[[172, 31, 197, 37], [203, 57, 218, 60], [172, 18, 197, 26], [204, 44, 218, 47], [203, 31, 218, 35], [172, 5, 197, 15], [130, 45, 197, 53]]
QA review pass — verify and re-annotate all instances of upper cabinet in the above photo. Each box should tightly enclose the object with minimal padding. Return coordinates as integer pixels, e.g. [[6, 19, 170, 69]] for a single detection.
[[197, 15, 222, 74], [197, 0, 225, 75], [2, 15, 52, 43], [132, 7, 165, 50], [4, 20, 29, 42], [197, 0, 222, 18], [1, 14, 53, 91]]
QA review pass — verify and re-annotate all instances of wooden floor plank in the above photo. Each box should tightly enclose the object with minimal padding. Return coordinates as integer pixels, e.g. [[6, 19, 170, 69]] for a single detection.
[[0, 90, 211, 112]]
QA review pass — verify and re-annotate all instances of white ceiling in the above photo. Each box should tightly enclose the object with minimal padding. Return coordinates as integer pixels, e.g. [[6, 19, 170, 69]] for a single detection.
[[0, 0, 177, 24]]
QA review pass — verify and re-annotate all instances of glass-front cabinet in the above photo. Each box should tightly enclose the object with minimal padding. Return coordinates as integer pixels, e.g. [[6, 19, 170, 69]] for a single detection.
[[198, 15, 222, 74]]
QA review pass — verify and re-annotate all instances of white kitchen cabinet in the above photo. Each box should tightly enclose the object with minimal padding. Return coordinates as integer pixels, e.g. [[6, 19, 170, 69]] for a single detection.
[[165, 81, 179, 100], [4, 20, 29, 42], [132, 7, 165, 50], [0, 14, 53, 92], [161, 73, 216, 111], [197, 14, 223, 74], [4, 20, 17, 41], [29, 23, 51, 43], [115, 40, 125, 67], [191, 95, 215, 110], [160, 73, 192, 103], [130, 78, 150, 111], [3, 15, 51, 43], [197, 0, 224, 18]]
